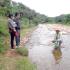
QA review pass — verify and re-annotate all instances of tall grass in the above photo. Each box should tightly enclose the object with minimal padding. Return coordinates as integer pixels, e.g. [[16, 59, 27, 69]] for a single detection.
[[0, 56, 36, 70], [0, 16, 36, 70], [16, 57, 36, 70], [0, 16, 9, 53], [0, 16, 36, 53]]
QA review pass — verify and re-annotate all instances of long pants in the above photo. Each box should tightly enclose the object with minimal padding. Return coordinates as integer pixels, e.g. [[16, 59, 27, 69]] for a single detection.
[[16, 30, 20, 47], [10, 30, 20, 49]]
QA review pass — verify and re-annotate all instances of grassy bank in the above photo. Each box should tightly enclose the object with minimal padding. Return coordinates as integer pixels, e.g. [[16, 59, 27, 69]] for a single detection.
[[0, 16, 36, 53], [0, 16, 9, 53], [0, 55, 36, 70], [0, 16, 36, 70]]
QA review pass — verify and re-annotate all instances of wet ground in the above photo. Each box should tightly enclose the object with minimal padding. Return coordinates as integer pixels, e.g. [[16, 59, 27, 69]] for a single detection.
[[25, 24, 70, 70]]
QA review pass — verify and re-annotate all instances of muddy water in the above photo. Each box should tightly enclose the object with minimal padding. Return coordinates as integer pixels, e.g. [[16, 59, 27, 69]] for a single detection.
[[25, 24, 70, 70]]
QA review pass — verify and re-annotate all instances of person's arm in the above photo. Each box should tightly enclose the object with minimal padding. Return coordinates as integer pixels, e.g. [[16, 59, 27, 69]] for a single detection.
[[8, 19, 17, 32], [52, 33, 57, 43]]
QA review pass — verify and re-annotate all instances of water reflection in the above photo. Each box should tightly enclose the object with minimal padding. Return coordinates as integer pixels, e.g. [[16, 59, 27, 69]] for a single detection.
[[52, 48, 62, 64]]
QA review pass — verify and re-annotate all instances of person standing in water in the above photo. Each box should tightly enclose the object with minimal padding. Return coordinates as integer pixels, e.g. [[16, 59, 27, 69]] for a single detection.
[[52, 30, 62, 49]]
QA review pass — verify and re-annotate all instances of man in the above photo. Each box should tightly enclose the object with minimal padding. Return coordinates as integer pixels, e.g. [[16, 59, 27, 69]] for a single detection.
[[52, 30, 62, 49], [14, 12, 21, 47], [8, 14, 17, 49]]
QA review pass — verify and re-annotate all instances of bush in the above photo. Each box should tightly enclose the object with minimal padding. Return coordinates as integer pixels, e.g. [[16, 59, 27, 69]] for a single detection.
[[0, 36, 9, 54], [16, 47, 28, 56], [16, 57, 36, 70], [0, 44, 8, 54], [0, 17, 9, 54]]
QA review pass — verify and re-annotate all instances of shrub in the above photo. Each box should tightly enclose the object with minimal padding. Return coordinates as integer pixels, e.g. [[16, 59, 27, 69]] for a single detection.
[[16, 57, 36, 70], [16, 47, 28, 56]]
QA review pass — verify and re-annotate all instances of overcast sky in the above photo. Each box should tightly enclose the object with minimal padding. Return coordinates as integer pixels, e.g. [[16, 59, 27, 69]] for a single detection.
[[12, 0, 70, 17]]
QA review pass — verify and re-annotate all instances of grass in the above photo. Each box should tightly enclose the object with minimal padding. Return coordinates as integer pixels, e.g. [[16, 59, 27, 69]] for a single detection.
[[16, 47, 28, 56], [21, 17, 36, 37], [0, 16, 9, 36], [0, 16, 36, 53], [0, 47, 36, 70], [16, 57, 36, 70], [0, 55, 36, 70], [0, 16, 36, 70], [0, 16, 9, 53]]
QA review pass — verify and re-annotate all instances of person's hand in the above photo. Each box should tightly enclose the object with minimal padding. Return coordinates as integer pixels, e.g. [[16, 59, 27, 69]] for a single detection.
[[13, 28, 16, 32]]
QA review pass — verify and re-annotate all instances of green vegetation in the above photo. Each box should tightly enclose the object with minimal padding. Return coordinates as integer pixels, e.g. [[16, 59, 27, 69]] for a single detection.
[[0, 0, 49, 24], [0, 55, 36, 70], [16, 57, 36, 70], [0, 0, 70, 70], [0, 16, 35, 53], [0, 0, 70, 25], [0, 16, 36, 69], [53, 14, 70, 24], [0, 2, 37, 69], [0, 1, 48, 55], [0, 16, 9, 53], [16, 47, 28, 56]]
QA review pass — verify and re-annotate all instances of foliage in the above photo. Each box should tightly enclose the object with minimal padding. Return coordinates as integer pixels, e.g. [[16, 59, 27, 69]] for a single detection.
[[16, 47, 28, 56], [0, 17, 9, 53], [53, 14, 70, 24], [0, 56, 36, 70], [16, 57, 36, 70], [0, 0, 48, 24]]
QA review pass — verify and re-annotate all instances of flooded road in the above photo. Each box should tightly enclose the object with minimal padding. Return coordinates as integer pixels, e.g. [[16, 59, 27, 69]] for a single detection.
[[25, 24, 70, 70]]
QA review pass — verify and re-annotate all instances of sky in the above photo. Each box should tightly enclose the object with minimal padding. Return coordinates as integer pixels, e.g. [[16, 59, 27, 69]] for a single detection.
[[12, 0, 70, 17]]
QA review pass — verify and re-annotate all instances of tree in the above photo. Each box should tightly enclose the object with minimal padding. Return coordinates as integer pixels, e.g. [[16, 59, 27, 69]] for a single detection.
[[0, 0, 4, 7]]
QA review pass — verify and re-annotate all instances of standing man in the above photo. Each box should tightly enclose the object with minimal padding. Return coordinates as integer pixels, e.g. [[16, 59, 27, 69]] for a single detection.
[[8, 14, 17, 49], [14, 12, 21, 47]]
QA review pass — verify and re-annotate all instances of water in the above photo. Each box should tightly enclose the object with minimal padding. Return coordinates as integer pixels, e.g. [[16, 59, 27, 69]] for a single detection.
[[25, 24, 70, 70]]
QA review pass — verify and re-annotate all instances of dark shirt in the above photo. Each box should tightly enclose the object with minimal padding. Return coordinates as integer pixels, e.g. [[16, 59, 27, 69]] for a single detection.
[[14, 18, 20, 30]]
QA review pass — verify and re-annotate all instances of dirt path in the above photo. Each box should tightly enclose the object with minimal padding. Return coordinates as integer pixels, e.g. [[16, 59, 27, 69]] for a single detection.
[[25, 24, 70, 70]]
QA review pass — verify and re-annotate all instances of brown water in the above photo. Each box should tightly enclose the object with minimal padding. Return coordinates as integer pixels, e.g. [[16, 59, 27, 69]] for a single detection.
[[25, 24, 70, 70]]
